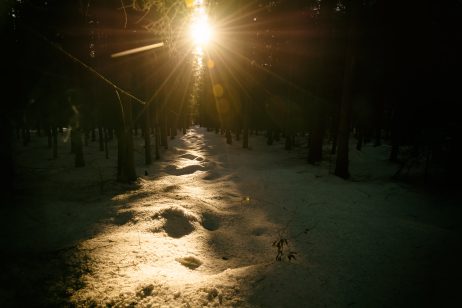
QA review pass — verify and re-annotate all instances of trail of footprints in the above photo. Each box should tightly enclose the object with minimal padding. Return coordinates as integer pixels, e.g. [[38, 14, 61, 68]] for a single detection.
[[127, 131, 265, 270]]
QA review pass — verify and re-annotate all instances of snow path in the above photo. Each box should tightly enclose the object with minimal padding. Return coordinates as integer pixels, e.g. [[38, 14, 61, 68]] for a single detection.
[[2, 127, 461, 307], [69, 129, 282, 307]]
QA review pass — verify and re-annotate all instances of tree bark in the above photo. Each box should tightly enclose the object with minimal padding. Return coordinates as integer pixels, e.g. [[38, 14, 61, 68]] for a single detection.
[[74, 128, 85, 167], [98, 126, 104, 151], [104, 128, 109, 159], [117, 94, 137, 182], [154, 109, 160, 160], [47, 126, 52, 148], [308, 0, 336, 164], [308, 106, 325, 164], [144, 107, 152, 165], [243, 128, 249, 149], [52, 126, 58, 159], [226, 129, 232, 144], [335, 0, 360, 179]]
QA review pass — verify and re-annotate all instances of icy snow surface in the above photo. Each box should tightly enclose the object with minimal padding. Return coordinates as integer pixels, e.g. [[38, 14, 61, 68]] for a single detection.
[[1, 126, 461, 307]]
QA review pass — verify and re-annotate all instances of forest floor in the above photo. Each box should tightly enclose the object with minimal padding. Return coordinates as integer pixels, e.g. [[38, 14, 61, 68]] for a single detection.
[[1, 126, 461, 307]]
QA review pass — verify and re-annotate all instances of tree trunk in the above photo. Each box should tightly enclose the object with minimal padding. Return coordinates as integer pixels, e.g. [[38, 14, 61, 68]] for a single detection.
[[22, 127, 30, 146], [335, 0, 360, 179], [117, 94, 137, 182], [356, 127, 364, 151], [70, 129, 76, 154], [47, 126, 52, 148], [104, 128, 109, 159], [52, 126, 58, 159], [73, 128, 85, 167], [144, 108, 152, 165], [226, 129, 232, 144], [267, 129, 274, 145], [235, 130, 240, 141], [160, 113, 168, 149], [308, 0, 337, 164], [308, 109, 325, 164], [331, 113, 338, 155], [154, 109, 160, 160], [91, 128, 96, 142], [285, 134, 293, 151], [243, 127, 249, 149], [390, 140, 399, 162], [98, 126, 104, 151]]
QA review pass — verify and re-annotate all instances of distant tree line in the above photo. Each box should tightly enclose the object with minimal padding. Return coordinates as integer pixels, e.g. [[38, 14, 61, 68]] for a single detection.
[[2, 0, 461, 187]]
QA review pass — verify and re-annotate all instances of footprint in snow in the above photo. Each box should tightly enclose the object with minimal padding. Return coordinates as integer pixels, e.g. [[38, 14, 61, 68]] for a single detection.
[[176, 256, 202, 269]]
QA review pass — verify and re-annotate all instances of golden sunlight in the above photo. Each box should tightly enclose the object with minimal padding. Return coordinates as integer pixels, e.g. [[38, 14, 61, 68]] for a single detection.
[[189, 2, 214, 48]]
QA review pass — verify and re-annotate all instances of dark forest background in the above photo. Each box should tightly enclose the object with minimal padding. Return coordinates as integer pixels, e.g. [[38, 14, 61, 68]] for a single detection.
[[1, 0, 461, 195]]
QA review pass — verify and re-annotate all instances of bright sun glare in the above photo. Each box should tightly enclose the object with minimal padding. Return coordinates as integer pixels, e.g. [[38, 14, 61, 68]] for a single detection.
[[189, 3, 213, 48], [190, 17, 212, 46]]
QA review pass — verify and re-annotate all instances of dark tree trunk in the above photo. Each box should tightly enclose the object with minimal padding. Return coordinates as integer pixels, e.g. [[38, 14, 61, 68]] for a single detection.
[[154, 111, 160, 160], [308, 0, 337, 164], [390, 140, 399, 162], [144, 108, 152, 165], [267, 129, 274, 145], [331, 120, 338, 155], [73, 128, 85, 167], [374, 128, 382, 147], [84, 130, 89, 146], [335, 0, 360, 179], [308, 111, 325, 164], [274, 130, 280, 142], [70, 129, 76, 154], [52, 126, 58, 159], [104, 128, 109, 159], [226, 129, 232, 144], [356, 127, 364, 151], [98, 126, 104, 151], [91, 128, 96, 142], [22, 127, 30, 146], [243, 128, 249, 149], [160, 113, 168, 149], [47, 126, 52, 148], [117, 95, 137, 183], [117, 129, 122, 176], [285, 134, 293, 151], [1, 117, 15, 198]]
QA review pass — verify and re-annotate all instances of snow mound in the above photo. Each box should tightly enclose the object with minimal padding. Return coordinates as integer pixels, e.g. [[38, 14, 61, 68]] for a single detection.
[[151, 206, 199, 238], [176, 256, 203, 269]]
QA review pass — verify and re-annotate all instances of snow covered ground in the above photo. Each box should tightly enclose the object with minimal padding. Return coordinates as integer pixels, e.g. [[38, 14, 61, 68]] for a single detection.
[[1, 126, 461, 307]]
